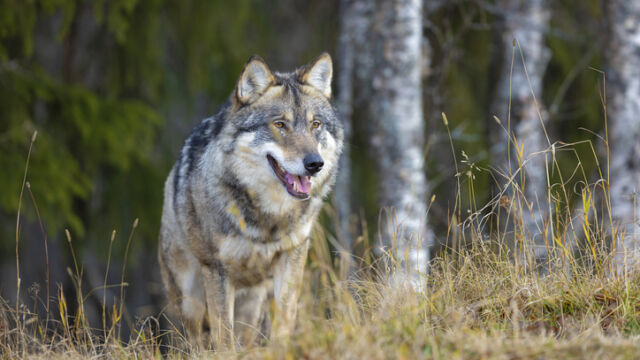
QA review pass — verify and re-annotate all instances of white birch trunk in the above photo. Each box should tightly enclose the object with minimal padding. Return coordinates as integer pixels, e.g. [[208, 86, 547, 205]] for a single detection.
[[605, 1, 640, 272], [491, 0, 551, 264], [367, 0, 432, 280]]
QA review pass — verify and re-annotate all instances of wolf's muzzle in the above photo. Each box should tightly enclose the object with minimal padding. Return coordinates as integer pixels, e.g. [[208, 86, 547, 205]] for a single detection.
[[303, 154, 324, 175]]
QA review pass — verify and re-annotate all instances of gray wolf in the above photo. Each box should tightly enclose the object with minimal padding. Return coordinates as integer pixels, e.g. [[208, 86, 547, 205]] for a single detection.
[[158, 53, 343, 349]]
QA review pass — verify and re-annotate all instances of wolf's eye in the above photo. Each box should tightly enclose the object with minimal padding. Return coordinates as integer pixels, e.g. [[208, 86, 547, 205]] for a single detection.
[[312, 120, 322, 129], [274, 121, 286, 129]]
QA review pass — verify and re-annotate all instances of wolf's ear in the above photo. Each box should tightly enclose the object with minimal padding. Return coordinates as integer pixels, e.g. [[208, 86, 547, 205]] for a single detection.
[[236, 55, 275, 105], [299, 52, 333, 98]]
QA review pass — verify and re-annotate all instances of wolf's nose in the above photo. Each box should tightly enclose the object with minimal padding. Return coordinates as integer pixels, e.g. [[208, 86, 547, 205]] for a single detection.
[[303, 154, 324, 175]]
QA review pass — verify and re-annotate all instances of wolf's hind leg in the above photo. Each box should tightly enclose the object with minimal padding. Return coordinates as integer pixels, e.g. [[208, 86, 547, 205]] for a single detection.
[[234, 284, 268, 346], [159, 236, 207, 347], [174, 262, 206, 348], [201, 262, 235, 350], [181, 288, 206, 347]]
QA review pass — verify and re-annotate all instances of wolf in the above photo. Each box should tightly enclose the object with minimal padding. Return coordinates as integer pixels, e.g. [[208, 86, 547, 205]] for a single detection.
[[158, 53, 343, 349]]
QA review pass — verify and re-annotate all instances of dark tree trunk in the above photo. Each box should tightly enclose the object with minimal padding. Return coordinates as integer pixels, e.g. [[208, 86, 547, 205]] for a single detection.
[[334, 0, 369, 255]]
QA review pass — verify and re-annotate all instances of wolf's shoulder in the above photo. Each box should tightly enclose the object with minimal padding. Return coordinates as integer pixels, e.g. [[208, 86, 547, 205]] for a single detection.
[[179, 102, 233, 165], [171, 103, 231, 201]]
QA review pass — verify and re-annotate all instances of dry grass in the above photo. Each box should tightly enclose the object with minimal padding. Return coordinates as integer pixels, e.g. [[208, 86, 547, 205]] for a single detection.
[[4, 235, 640, 359]]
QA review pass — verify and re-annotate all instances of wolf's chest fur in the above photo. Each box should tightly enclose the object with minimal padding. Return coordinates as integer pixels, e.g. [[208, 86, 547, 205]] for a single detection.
[[170, 137, 321, 284]]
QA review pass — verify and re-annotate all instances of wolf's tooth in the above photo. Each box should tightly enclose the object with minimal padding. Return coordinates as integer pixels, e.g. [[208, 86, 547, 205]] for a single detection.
[[292, 182, 297, 192]]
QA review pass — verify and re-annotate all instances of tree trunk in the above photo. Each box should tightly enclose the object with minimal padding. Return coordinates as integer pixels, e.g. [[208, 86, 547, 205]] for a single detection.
[[605, 1, 640, 272], [490, 0, 551, 265], [366, 0, 432, 280], [334, 0, 370, 255]]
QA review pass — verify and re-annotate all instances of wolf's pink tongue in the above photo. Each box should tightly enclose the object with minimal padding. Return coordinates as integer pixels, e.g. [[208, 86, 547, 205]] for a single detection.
[[296, 176, 311, 194], [285, 173, 295, 185], [283, 173, 311, 194]]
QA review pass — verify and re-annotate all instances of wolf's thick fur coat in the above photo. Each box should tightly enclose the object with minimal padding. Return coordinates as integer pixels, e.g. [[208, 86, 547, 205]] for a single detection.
[[158, 53, 343, 348]]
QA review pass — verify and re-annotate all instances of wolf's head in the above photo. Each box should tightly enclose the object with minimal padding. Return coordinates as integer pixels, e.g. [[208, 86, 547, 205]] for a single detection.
[[224, 53, 343, 205]]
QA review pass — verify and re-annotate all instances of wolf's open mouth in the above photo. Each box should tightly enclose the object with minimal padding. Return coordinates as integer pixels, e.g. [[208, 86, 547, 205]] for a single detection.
[[267, 155, 311, 200]]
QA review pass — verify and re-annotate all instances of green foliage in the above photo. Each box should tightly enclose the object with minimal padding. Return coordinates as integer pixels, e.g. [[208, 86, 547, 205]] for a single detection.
[[0, 0, 311, 258], [0, 57, 161, 240], [0, 0, 276, 255]]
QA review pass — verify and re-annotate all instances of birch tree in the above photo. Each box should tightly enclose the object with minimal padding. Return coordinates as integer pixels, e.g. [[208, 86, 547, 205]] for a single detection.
[[336, 0, 432, 281], [604, 1, 640, 271], [490, 0, 551, 264], [367, 0, 432, 280]]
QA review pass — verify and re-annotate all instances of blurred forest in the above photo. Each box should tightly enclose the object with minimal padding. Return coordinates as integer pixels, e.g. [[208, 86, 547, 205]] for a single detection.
[[1, 0, 634, 337]]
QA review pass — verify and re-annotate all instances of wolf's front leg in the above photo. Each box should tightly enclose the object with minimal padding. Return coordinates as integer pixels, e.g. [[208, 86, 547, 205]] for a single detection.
[[272, 238, 310, 338], [201, 263, 235, 350], [234, 284, 268, 346]]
